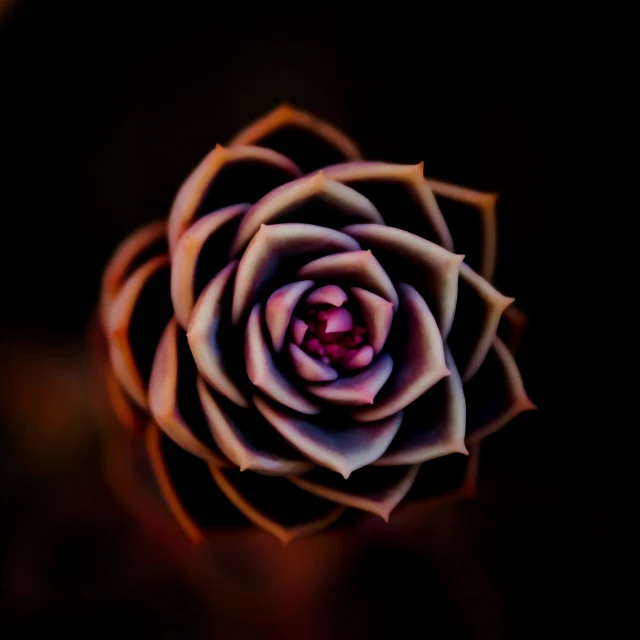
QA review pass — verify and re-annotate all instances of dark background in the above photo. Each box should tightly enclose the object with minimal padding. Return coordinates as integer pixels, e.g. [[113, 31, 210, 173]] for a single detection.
[[0, 3, 626, 638]]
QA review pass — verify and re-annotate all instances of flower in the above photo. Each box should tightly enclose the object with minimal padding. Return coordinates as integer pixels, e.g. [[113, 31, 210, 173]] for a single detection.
[[98, 105, 535, 543]]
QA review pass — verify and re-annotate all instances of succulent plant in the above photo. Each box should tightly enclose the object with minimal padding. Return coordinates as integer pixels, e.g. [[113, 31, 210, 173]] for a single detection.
[[98, 105, 534, 543]]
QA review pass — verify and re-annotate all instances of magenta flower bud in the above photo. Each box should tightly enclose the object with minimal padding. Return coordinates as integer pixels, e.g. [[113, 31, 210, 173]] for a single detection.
[[98, 105, 534, 543]]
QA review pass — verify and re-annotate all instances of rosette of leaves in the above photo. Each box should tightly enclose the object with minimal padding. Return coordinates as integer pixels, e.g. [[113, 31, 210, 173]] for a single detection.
[[98, 105, 534, 543]]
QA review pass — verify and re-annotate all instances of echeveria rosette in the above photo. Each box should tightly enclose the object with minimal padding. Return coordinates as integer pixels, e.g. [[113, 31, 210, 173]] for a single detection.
[[99, 104, 534, 544]]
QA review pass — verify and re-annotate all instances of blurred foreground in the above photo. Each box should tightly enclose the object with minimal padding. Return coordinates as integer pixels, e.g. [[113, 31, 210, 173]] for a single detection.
[[0, 330, 602, 640]]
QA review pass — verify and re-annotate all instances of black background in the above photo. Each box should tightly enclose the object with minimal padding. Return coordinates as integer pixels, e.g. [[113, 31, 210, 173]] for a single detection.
[[0, 3, 626, 638]]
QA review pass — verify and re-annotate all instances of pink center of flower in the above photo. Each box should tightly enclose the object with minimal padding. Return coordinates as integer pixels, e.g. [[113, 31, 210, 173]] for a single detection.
[[294, 304, 372, 370]]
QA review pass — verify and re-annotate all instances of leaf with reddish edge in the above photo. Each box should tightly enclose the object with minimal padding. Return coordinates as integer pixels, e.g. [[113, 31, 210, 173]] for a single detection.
[[297, 249, 399, 310], [351, 283, 450, 422], [464, 337, 536, 444], [348, 286, 394, 354], [229, 172, 383, 256], [254, 395, 403, 479], [342, 345, 374, 370], [306, 284, 348, 307], [210, 466, 346, 544], [230, 103, 362, 173], [291, 464, 420, 521], [167, 144, 302, 255], [197, 377, 313, 475], [289, 343, 339, 382], [107, 255, 172, 409], [424, 176, 498, 281], [245, 304, 320, 415], [324, 161, 453, 250], [291, 318, 309, 346], [232, 223, 360, 325], [264, 280, 315, 352], [187, 262, 249, 408], [146, 427, 250, 543], [375, 348, 467, 466], [305, 353, 394, 406], [448, 263, 514, 383], [100, 220, 167, 330], [171, 204, 248, 329], [342, 223, 463, 337], [149, 318, 231, 466]]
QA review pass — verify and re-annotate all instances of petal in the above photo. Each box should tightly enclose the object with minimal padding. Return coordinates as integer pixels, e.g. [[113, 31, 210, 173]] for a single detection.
[[107, 255, 172, 408], [229, 172, 382, 256], [197, 377, 313, 475], [100, 221, 167, 329], [167, 144, 302, 254], [464, 337, 536, 444], [324, 307, 354, 333], [324, 161, 453, 249], [424, 176, 499, 281], [149, 318, 231, 466], [375, 347, 467, 465], [265, 280, 315, 352], [232, 223, 360, 324], [348, 287, 394, 354], [187, 262, 249, 408], [104, 364, 148, 433], [146, 427, 249, 543], [291, 464, 420, 521], [210, 467, 346, 544], [291, 318, 309, 346], [448, 263, 514, 382], [89, 315, 150, 432], [306, 284, 348, 307], [229, 103, 362, 173], [254, 395, 403, 478], [351, 283, 450, 422], [289, 343, 339, 382], [245, 304, 320, 415], [343, 345, 374, 370], [342, 224, 463, 336], [171, 204, 248, 329], [297, 250, 399, 310], [306, 353, 394, 406]]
